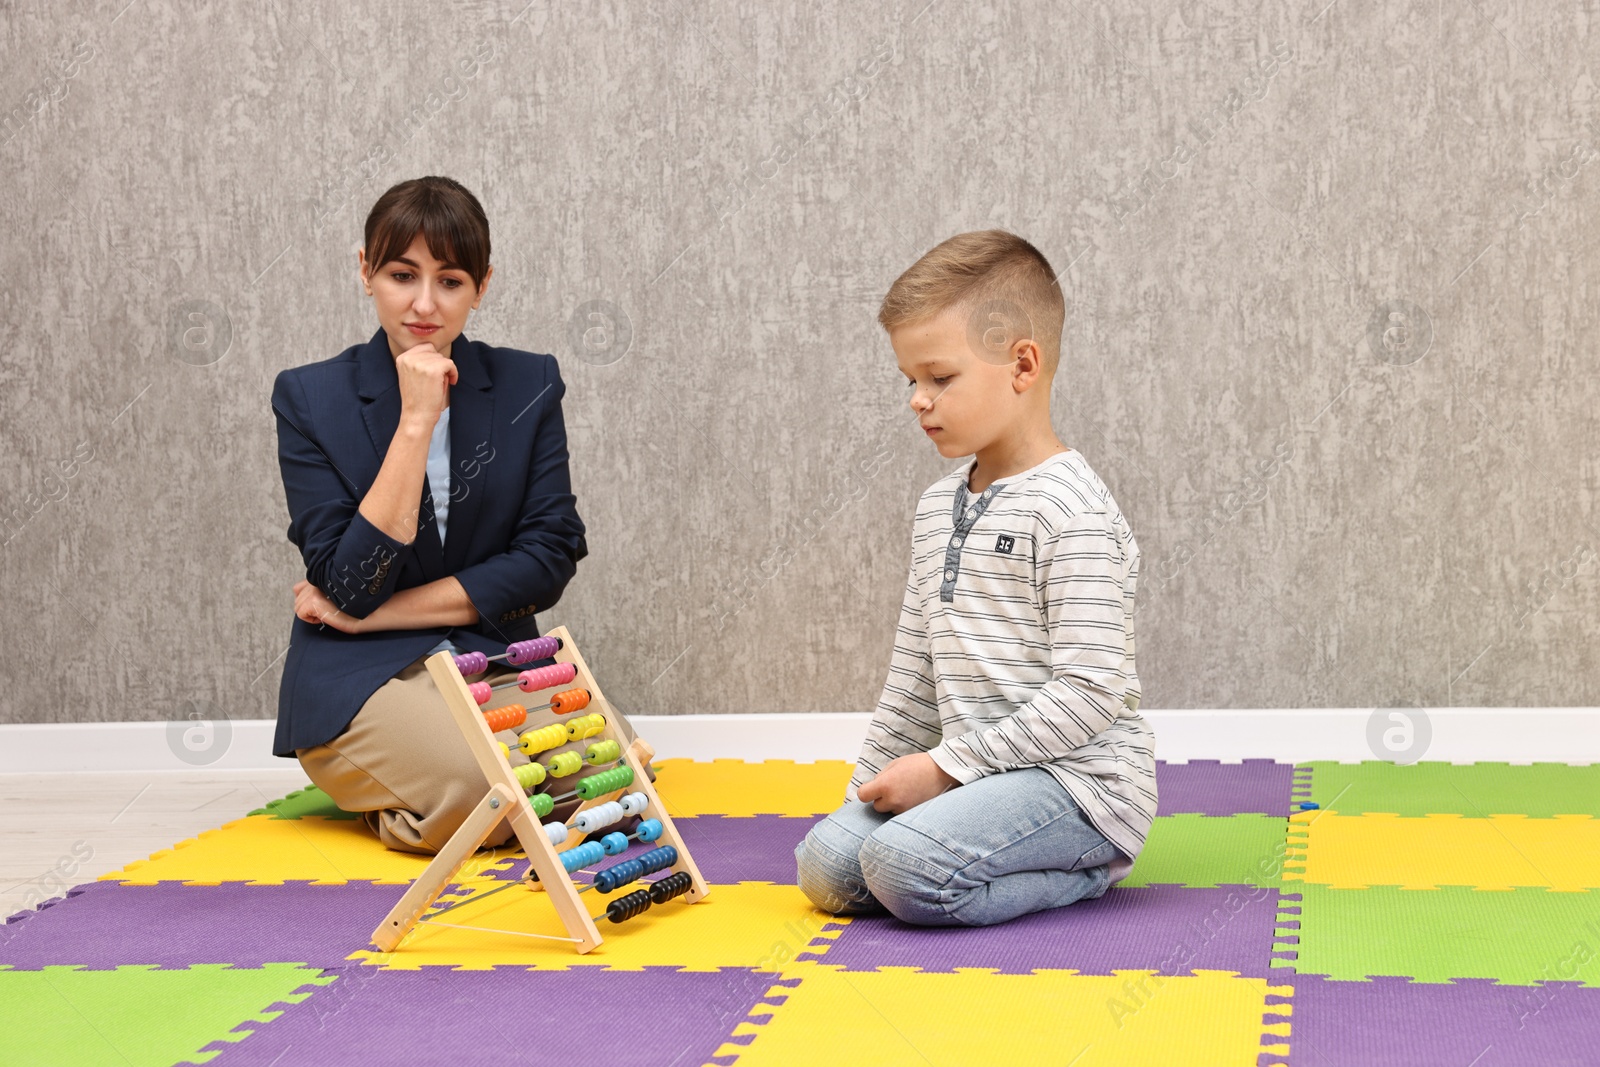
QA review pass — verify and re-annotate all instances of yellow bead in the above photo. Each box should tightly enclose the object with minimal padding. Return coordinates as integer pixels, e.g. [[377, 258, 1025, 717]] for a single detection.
[[515, 762, 546, 789], [518, 723, 567, 756], [565, 713, 605, 741]]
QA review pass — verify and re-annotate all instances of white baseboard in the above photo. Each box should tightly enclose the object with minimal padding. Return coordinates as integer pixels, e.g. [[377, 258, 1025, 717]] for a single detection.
[[0, 708, 1595, 774]]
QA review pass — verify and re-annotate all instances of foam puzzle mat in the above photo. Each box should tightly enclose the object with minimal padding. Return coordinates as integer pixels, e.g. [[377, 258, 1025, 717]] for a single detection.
[[3, 758, 1597, 1065]]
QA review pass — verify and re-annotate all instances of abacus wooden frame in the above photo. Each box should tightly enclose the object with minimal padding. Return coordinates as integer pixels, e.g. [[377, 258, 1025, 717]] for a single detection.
[[370, 625, 709, 954]]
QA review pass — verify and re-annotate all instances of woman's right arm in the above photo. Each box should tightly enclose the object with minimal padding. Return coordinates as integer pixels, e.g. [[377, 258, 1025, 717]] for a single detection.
[[356, 342, 456, 542], [272, 345, 453, 619]]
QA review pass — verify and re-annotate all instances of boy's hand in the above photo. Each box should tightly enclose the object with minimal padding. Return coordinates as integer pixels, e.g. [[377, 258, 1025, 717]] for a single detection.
[[857, 753, 960, 814]]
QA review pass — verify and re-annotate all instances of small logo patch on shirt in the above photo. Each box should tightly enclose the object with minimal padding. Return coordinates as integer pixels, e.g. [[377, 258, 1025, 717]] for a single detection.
[[995, 534, 1015, 554]]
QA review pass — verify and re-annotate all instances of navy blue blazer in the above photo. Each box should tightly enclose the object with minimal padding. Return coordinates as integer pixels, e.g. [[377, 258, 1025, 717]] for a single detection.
[[270, 327, 588, 757]]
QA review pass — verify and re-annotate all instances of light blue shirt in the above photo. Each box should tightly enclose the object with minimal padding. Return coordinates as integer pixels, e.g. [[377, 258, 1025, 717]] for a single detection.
[[424, 408, 456, 656]]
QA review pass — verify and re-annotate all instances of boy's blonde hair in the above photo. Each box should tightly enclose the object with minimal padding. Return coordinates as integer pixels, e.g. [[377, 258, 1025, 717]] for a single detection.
[[878, 229, 1065, 370]]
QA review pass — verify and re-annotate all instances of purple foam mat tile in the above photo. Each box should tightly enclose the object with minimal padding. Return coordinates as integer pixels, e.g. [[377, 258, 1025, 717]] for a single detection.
[[1155, 759, 1296, 816], [0, 881, 404, 970], [201, 965, 789, 1067], [808, 884, 1283, 977], [1288, 975, 1600, 1067], [2, 884, 90, 929], [472, 814, 823, 887], [672, 815, 820, 884]]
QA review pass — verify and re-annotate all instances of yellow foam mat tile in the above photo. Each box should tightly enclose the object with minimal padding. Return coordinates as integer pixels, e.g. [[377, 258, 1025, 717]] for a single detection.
[[1288, 812, 1600, 889], [100, 815, 434, 885], [352, 881, 845, 970], [718, 963, 1289, 1067], [650, 759, 853, 816]]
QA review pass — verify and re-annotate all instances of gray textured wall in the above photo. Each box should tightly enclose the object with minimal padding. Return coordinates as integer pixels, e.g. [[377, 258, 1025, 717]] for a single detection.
[[3, 0, 1597, 730]]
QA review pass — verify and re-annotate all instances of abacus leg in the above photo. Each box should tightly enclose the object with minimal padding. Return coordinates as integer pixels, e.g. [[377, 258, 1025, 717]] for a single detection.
[[371, 783, 522, 952]]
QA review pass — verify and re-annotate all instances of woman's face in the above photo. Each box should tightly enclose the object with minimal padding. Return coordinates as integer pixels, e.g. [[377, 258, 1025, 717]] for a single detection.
[[359, 233, 491, 361]]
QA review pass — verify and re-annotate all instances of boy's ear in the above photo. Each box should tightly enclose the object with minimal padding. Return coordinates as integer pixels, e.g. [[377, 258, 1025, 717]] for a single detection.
[[1011, 338, 1045, 392]]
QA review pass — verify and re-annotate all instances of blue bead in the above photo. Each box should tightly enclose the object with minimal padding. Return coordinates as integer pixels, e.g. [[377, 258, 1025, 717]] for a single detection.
[[1298, 801, 1320, 810], [597, 858, 641, 893], [560, 841, 604, 873], [601, 831, 629, 856], [636, 819, 663, 842]]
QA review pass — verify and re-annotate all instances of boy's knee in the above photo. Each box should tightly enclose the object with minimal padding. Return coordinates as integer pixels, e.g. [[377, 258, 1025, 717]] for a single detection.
[[795, 825, 871, 915], [858, 828, 953, 924]]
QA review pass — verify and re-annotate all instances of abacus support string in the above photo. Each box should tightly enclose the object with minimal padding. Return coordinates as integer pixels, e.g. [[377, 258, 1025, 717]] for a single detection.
[[423, 875, 536, 919], [416, 919, 583, 943]]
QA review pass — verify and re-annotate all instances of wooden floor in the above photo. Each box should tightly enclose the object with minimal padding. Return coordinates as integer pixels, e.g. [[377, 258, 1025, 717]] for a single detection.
[[0, 769, 310, 919]]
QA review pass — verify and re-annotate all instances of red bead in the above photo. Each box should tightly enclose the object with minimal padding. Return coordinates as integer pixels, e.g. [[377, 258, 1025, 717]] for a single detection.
[[517, 662, 578, 693]]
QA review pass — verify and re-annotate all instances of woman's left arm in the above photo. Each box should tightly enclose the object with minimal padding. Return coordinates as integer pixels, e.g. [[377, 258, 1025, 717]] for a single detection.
[[293, 574, 476, 633]]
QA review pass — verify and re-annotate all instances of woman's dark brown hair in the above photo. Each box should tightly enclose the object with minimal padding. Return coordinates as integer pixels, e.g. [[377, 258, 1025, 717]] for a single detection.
[[363, 176, 491, 291]]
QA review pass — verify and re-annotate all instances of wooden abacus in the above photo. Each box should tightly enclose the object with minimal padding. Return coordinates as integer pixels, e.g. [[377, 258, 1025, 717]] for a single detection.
[[371, 625, 708, 954]]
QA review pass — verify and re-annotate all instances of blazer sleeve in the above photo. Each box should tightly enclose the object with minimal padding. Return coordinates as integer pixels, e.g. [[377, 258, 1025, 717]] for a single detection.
[[451, 357, 588, 628], [272, 370, 416, 618]]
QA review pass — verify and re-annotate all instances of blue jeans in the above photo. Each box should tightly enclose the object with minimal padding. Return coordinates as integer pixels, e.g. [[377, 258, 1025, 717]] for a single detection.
[[795, 767, 1121, 927]]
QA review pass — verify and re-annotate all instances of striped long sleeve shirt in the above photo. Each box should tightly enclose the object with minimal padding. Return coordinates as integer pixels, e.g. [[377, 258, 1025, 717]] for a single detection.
[[847, 448, 1157, 884]]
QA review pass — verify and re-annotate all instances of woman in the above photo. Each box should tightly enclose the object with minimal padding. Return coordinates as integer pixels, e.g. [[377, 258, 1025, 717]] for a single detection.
[[271, 175, 614, 854]]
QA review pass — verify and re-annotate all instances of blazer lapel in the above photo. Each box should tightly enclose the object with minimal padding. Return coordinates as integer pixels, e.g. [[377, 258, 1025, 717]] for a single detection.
[[357, 327, 401, 466], [356, 327, 447, 578], [443, 331, 493, 574]]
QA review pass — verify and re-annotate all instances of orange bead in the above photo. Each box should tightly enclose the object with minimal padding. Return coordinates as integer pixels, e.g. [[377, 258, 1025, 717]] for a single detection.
[[483, 704, 527, 733], [550, 689, 591, 715]]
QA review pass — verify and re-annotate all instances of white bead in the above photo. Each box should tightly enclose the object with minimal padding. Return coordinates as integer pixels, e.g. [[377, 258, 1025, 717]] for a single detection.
[[575, 801, 624, 834]]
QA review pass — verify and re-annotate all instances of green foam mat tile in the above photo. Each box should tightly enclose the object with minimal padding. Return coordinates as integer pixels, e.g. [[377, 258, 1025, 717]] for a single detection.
[[1303, 761, 1600, 817], [1121, 814, 1288, 888], [1284, 884, 1600, 986], [0, 963, 333, 1066], [247, 785, 358, 820]]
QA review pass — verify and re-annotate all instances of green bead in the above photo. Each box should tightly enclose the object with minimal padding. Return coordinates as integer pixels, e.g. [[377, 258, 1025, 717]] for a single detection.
[[575, 764, 634, 800], [528, 793, 555, 818], [547, 751, 583, 778]]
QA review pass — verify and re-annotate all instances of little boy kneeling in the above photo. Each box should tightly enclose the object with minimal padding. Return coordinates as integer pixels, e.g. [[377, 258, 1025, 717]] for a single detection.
[[795, 230, 1157, 927]]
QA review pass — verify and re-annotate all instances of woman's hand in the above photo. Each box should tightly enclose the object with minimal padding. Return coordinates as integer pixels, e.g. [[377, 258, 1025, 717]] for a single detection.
[[395, 342, 459, 431], [293, 579, 366, 634]]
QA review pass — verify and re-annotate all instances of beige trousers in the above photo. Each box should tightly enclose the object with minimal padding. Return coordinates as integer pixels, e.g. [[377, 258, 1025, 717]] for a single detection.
[[296, 651, 640, 855]]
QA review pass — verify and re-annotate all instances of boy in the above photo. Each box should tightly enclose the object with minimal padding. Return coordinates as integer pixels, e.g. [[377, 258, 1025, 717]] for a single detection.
[[795, 230, 1156, 927]]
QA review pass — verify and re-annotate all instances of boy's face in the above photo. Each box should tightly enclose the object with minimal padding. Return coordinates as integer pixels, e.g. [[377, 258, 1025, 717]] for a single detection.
[[892, 306, 1028, 459], [359, 233, 491, 360]]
